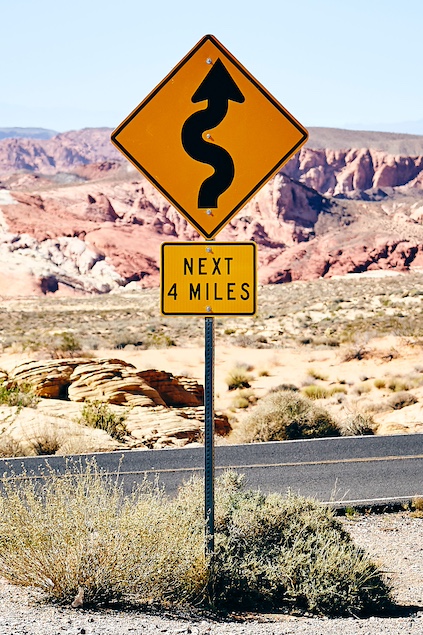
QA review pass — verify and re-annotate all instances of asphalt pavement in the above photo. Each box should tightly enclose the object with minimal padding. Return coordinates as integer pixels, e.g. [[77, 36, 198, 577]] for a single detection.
[[1, 433, 422, 506]]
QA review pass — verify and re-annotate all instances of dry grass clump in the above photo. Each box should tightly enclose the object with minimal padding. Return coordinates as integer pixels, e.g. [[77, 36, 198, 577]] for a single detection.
[[374, 378, 386, 389], [0, 435, 24, 458], [225, 366, 253, 391], [410, 496, 423, 518], [306, 367, 328, 381], [302, 384, 347, 400], [386, 377, 412, 392], [0, 466, 392, 616], [76, 400, 127, 440], [302, 384, 332, 400], [234, 390, 340, 443], [339, 413, 375, 436], [0, 461, 206, 607]]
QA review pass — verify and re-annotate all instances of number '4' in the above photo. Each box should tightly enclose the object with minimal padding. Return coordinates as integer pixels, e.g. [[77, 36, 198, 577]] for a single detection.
[[168, 284, 177, 300]]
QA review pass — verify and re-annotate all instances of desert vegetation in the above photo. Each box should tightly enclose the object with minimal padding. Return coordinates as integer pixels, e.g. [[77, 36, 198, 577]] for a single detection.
[[1, 273, 423, 353], [0, 464, 392, 616], [232, 390, 341, 443], [0, 272, 422, 459]]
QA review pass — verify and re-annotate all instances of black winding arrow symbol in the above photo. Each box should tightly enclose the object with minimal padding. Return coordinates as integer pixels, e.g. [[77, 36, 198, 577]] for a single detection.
[[181, 58, 245, 209]]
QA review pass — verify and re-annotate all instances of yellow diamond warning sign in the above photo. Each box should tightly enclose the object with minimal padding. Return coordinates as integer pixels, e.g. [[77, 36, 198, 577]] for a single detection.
[[111, 34, 308, 239], [161, 242, 256, 316]]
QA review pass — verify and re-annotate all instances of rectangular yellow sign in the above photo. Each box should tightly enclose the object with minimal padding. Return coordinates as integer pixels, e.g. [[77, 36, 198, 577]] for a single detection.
[[161, 242, 257, 316]]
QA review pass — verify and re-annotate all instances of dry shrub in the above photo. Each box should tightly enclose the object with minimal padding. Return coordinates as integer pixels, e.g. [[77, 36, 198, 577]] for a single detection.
[[353, 382, 372, 396], [387, 391, 418, 410], [0, 461, 206, 607], [339, 413, 375, 436], [230, 389, 257, 409], [269, 383, 298, 393], [0, 435, 24, 458], [341, 345, 374, 362], [234, 390, 340, 443], [0, 466, 392, 616]]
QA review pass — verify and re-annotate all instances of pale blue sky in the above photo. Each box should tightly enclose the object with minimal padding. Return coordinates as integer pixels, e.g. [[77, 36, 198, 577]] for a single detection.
[[1, 0, 422, 134]]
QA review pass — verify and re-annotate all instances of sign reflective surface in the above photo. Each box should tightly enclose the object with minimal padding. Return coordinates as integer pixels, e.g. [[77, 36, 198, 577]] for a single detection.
[[161, 242, 256, 316], [112, 34, 308, 239]]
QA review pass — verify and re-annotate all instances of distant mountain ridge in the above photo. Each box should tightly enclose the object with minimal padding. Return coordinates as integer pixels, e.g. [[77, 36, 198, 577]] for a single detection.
[[0, 127, 58, 141], [308, 127, 423, 155], [1, 127, 423, 177]]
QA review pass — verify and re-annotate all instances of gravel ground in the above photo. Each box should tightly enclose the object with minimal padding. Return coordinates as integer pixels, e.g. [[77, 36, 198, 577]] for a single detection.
[[0, 513, 422, 635]]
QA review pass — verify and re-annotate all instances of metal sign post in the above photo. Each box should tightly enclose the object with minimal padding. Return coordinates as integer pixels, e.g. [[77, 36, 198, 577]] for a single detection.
[[110, 33, 308, 565], [204, 315, 215, 556]]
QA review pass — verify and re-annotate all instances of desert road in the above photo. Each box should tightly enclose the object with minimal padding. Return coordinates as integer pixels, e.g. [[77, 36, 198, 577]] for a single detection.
[[0, 434, 422, 506]]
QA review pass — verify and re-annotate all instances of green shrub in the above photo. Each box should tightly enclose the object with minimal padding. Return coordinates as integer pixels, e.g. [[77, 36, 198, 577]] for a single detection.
[[235, 390, 340, 442], [0, 466, 392, 616], [77, 400, 127, 440], [0, 383, 39, 410], [211, 474, 391, 615]]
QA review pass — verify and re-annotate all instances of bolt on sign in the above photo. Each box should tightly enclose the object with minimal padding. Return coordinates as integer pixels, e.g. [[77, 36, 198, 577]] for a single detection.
[[161, 242, 256, 316], [111, 34, 308, 239]]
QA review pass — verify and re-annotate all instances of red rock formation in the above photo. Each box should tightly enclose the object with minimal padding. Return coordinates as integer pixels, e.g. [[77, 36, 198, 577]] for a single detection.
[[0, 127, 423, 294]]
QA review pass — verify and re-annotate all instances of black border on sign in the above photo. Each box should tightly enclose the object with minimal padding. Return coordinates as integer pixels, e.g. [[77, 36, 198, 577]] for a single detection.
[[160, 241, 257, 316], [111, 34, 308, 239]]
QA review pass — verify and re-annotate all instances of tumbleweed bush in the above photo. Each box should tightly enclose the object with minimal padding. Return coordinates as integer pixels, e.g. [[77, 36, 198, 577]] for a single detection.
[[0, 464, 391, 616], [234, 390, 341, 443]]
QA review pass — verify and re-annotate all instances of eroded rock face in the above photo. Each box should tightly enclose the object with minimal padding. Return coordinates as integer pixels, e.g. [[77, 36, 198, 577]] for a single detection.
[[138, 370, 204, 407], [260, 232, 423, 284], [68, 359, 166, 407], [9, 359, 83, 398], [0, 127, 423, 294], [284, 147, 423, 196], [5, 357, 230, 451]]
